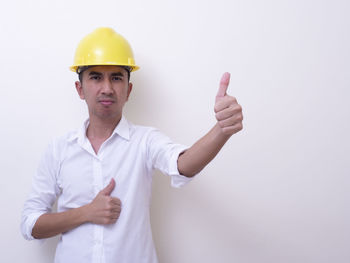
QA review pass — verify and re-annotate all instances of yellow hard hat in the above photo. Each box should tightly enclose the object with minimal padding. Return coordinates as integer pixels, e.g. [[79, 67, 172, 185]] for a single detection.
[[70, 27, 139, 73]]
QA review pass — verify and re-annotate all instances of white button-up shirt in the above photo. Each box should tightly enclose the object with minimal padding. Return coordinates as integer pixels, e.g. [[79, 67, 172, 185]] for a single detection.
[[21, 116, 193, 263]]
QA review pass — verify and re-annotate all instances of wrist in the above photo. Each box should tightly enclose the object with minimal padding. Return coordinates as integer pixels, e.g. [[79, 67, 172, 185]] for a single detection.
[[214, 123, 232, 141], [79, 204, 92, 224]]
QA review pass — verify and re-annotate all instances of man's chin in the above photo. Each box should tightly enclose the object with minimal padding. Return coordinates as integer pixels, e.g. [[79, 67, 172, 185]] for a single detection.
[[96, 112, 121, 121]]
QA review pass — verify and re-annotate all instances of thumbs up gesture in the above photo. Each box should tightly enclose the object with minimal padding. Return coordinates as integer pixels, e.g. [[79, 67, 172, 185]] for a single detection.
[[214, 72, 243, 136], [86, 178, 122, 225]]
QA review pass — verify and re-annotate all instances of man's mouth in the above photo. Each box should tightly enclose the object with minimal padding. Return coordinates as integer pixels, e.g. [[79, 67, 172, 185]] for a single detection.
[[99, 100, 114, 106]]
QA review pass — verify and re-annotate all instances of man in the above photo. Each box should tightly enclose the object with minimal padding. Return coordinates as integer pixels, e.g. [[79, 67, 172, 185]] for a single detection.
[[21, 27, 243, 263]]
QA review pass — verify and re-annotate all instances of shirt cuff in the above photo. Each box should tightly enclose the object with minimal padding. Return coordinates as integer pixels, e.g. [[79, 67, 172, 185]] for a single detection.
[[169, 145, 195, 188], [21, 212, 47, 244]]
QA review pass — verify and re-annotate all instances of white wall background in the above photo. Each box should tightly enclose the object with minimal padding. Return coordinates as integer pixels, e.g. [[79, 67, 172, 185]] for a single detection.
[[1, 0, 349, 262]]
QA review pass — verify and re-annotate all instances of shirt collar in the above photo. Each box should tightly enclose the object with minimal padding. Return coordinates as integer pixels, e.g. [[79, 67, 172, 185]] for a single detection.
[[67, 115, 130, 143], [112, 115, 130, 141]]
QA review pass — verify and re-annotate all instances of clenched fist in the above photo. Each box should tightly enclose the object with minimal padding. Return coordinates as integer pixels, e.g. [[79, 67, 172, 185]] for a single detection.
[[85, 178, 122, 225], [214, 72, 243, 136]]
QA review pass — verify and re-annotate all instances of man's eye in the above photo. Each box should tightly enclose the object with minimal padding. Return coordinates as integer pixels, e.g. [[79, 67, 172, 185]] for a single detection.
[[112, 77, 122, 81], [90, 76, 101, 80]]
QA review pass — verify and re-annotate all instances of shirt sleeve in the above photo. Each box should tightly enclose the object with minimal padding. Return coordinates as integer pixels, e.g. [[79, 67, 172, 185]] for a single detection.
[[20, 140, 61, 241], [146, 129, 195, 188]]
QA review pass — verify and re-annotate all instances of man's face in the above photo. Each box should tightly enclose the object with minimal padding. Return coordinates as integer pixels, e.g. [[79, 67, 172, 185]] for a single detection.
[[75, 65, 132, 121]]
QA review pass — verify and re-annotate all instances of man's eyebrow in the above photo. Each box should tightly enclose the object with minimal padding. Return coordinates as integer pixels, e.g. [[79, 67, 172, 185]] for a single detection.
[[88, 71, 125, 76], [110, 72, 125, 77], [88, 71, 103, 76]]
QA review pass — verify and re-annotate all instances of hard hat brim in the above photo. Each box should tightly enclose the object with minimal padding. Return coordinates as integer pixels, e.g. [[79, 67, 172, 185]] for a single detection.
[[70, 64, 140, 73]]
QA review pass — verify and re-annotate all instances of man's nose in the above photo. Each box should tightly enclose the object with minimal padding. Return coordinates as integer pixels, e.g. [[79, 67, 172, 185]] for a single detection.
[[101, 79, 113, 94]]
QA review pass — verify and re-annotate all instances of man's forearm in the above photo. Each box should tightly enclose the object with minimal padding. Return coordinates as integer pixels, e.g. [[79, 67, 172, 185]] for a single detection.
[[177, 123, 231, 177], [177, 72, 243, 177], [32, 205, 89, 239], [32, 179, 121, 239]]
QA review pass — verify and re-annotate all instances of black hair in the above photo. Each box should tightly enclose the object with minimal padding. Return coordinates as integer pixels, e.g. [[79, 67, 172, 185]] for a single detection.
[[78, 66, 131, 83]]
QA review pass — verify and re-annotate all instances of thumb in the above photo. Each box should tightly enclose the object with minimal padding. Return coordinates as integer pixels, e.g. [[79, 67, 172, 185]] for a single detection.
[[100, 178, 116, 196], [216, 72, 230, 102]]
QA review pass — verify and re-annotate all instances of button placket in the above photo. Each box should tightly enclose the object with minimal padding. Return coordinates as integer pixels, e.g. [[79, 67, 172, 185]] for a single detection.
[[92, 156, 103, 194], [92, 155, 104, 262]]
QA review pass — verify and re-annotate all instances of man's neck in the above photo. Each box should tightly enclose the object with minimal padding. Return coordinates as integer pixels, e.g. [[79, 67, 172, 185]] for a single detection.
[[86, 115, 121, 142]]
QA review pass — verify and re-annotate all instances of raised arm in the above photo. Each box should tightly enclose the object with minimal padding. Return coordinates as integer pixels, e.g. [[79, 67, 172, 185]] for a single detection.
[[177, 72, 243, 177]]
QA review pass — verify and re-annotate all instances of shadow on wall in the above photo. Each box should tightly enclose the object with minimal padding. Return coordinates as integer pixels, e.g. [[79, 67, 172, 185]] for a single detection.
[[150, 171, 314, 263], [150, 173, 257, 262]]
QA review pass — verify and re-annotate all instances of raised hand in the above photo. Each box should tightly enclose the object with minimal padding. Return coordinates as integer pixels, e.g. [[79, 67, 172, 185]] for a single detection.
[[86, 178, 122, 225], [214, 72, 243, 136]]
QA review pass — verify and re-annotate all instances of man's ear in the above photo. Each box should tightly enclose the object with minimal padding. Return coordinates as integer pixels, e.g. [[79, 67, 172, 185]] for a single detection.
[[75, 81, 85, 100], [126, 82, 133, 101]]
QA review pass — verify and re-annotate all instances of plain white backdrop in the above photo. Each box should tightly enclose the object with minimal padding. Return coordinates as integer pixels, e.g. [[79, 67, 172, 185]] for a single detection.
[[1, 0, 349, 262]]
